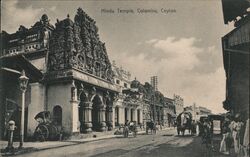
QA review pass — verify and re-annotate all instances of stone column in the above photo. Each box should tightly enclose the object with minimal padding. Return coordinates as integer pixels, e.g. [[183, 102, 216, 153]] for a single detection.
[[119, 107, 124, 125], [112, 107, 115, 128], [70, 99, 80, 133], [70, 81, 80, 133], [127, 108, 131, 121], [140, 110, 143, 124], [106, 106, 113, 131], [99, 105, 106, 131], [83, 102, 92, 133], [134, 109, 138, 124]]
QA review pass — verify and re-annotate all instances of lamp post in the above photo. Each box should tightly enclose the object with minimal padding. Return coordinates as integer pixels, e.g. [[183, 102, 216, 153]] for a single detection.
[[18, 70, 29, 149]]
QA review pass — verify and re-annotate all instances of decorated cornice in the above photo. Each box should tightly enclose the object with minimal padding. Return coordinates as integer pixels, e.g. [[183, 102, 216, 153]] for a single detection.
[[48, 8, 114, 83]]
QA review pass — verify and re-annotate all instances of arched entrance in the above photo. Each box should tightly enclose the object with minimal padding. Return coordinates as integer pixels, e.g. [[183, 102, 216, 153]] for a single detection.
[[53, 105, 62, 126], [92, 95, 102, 131]]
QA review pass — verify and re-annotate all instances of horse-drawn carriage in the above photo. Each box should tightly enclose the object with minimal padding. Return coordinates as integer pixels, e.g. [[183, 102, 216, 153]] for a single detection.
[[146, 121, 157, 134], [33, 111, 62, 141], [176, 111, 192, 136], [123, 121, 138, 138]]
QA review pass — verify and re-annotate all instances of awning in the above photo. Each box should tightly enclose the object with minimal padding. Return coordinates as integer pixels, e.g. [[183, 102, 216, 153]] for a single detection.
[[0, 55, 43, 82]]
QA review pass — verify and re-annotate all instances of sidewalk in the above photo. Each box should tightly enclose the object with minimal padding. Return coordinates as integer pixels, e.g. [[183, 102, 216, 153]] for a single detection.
[[0, 127, 174, 156]]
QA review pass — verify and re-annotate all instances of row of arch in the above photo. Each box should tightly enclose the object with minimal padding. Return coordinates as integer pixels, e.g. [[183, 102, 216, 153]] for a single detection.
[[51, 94, 143, 133], [78, 92, 113, 132]]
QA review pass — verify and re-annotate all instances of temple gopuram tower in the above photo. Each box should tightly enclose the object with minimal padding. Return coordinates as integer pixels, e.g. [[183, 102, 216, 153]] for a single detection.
[[45, 8, 119, 134]]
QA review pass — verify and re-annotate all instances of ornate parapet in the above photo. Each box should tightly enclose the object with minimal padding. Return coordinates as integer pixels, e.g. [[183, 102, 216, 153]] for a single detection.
[[48, 8, 114, 83]]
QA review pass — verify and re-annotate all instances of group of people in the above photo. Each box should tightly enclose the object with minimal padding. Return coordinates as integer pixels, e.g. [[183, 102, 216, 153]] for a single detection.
[[197, 118, 214, 149], [219, 113, 249, 157]]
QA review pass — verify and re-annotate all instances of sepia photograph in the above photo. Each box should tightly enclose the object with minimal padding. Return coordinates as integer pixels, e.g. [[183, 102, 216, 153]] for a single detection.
[[0, 0, 249, 157]]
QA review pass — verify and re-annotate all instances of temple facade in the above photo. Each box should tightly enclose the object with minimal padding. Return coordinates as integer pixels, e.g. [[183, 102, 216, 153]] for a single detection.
[[0, 8, 120, 139]]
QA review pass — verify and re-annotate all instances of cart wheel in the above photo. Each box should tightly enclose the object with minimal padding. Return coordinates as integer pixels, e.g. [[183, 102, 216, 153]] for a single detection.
[[35, 125, 49, 141]]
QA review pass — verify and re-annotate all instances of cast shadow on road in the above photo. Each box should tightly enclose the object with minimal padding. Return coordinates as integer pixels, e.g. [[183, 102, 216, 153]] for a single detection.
[[173, 134, 194, 137], [90, 136, 230, 157]]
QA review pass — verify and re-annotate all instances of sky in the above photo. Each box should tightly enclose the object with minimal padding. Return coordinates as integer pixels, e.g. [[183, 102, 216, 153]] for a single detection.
[[1, 0, 235, 114]]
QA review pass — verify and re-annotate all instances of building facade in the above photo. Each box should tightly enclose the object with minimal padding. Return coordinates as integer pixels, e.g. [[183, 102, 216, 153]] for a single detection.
[[221, 0, 250, 120], [111, 62, 143, 127], [163, 97, 176, 127], [184, 103, 212, 121], [0, 8, 121, 139]]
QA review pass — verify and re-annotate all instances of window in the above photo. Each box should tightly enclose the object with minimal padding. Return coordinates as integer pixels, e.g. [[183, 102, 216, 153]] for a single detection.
[[124, 83, 127, 88]]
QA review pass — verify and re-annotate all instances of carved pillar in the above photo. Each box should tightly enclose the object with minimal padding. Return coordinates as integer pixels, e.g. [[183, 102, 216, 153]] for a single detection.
[[121, 107, 126, 125], [83, 102, 92, 133], [98, 105, 106, 132], [106, 106, 113, 131], [71, 80, 80, 133]]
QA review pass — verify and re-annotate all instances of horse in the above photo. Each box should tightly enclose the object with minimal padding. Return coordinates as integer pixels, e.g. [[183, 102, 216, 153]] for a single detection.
[[176, 112, 192, 136], [146, 121, 156, 134]]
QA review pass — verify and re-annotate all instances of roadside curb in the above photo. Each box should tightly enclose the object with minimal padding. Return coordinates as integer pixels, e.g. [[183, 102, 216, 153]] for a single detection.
[[0, 128, 174, 156]]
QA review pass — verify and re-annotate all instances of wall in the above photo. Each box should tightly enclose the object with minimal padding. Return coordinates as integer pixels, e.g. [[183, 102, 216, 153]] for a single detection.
[[229, 55, 249, 118], [27, 83, 45, 137], [47, 82, 72, 134], [29, 57, 46, 72]]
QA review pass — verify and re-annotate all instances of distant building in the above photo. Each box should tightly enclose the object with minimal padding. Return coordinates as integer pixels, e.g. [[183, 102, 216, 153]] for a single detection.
[[150, 76, 158, 91], [173, 94, 184, 116], [111, 62, 144, 127], [163, 97, 176, 127], [184, 103, 212, 121], [112, 60, 131, 91], [221, 0, 249, 120]]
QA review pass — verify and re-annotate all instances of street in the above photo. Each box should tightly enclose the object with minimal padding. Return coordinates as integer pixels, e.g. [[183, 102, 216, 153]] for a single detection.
[[10, 129, 228, 157]]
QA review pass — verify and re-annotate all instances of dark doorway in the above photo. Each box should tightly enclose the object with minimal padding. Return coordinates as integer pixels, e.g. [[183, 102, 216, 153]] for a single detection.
[[125, 108, 128, 121], [53, 106, 62, 126], [131, 109, 134, 122], [115, 106, 119, 126], [137, 110, 140, 124], [92, 95, 102, 131], [79, 93, 87, 133]]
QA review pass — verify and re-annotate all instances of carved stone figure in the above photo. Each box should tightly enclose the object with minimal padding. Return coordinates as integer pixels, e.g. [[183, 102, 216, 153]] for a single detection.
[[48, 8, 114, 82]]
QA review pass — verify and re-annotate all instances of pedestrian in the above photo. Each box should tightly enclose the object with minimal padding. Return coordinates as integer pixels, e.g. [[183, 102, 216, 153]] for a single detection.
[[124, 120, 130, 138], [220, 116, 232, 155], [191, 120, 197, 135], [230, 113, 244, 154], [202, 118, 214, 151], [198, 120, 204, 136], [242, 118, 249, 157], [238, 114, 249, 157]]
